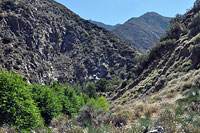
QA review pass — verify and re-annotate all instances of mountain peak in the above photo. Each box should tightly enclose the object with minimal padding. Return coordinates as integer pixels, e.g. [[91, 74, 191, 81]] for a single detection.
[[89, 12, 171, 52], [142, 12, 161, 16], [113, 12, 171, 52]]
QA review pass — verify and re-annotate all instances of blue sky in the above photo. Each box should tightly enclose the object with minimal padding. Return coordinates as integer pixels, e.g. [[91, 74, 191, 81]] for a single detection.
[[55, 0, 196, 25]]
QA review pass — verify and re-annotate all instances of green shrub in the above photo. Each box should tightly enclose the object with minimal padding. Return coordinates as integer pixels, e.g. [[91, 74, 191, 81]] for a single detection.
[[62, 86, 85, 117], [29, 84, 63, 125], [94, 97, 110, 112], [175, 107, 184, 116], [170, 14, 183, 24], [133, 39, 176, 76], [95, 78, 108, 92], [194, 0, 200, 11], [189, 12, 200, 37], [76, 96, 110, 128], [160, 22, 182, 41], [138, 113, 151, 128], [83, 82, 97, 98], [183, 87, 200, 104], [51, 82, 86, 117], [0, 70, 43, 132]]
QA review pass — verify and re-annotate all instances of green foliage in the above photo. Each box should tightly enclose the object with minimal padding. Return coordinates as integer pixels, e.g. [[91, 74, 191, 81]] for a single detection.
[[133, 39, 176, 76], [72, 83, 83, 95], [93, 97, 110, 112], [189, 12, 200, 37], [29, 84, 63, 125], [0, 70, 43, 132], [194, 0, 200, 11], [175, 107, 184, 116], [138, 113, 151, 128], [0, 70, 111, 132], [32, 82, 86, 119], [94, 77, 122, 92], [83, 82, 97, 98], [62, 86, 85, 117], [160, 22, 182, 41], [170, 14, 183, 24], [183, 87, 200, 104], [95, 78, 108, 92], [76, 98, 110, 128]]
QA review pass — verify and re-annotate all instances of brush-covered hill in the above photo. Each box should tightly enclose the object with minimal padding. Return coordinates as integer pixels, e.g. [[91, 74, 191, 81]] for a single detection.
[[108, 3, 200, 131], [89, 20, 121, 31], [113, 12, 171, 52], [110, 0, 200, 107], [0, 0, 140, 84], [89, 12, 171, 52]]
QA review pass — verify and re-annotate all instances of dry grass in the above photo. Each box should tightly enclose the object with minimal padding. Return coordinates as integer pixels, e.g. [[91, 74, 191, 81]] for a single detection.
[[0, 125, 16, 133]]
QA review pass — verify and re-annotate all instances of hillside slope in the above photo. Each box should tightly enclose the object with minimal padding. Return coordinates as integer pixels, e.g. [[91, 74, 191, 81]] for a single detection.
[[110, 3, 200, 106], [89, 20, 121, 31], [113, 12, 171, 52], [0, 0, 140, 84]]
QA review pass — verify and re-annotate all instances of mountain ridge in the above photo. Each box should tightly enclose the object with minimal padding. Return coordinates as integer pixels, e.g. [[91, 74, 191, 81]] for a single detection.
[[0, 0, 140, 84], [90, 12, 171, 52], [109, 5, 200, 106], [89, 19, 121, 31], [113, 12, 171, 52]]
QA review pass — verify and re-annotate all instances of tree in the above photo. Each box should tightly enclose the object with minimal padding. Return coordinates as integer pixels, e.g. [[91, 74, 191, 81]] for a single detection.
[[83, 82, 97, 98], [29, 84, 63, 125], [189, 12, 200, 36], [194, 0, 200, 11], [62, 86, 84, 117], [0, 70, 43, 131], [95, 78, 108, 92]]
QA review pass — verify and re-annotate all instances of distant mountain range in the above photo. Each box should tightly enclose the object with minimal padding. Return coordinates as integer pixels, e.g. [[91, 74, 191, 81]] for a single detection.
[[90, 12, 171, 52], [89, 20, 121, 31]]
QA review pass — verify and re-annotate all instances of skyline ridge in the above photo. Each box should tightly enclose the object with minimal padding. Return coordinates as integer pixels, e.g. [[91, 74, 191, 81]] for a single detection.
[[55, 0, 195, 25]]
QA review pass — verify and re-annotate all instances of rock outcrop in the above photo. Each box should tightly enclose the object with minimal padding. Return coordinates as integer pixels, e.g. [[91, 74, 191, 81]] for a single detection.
[[0, 0, 140, 84]]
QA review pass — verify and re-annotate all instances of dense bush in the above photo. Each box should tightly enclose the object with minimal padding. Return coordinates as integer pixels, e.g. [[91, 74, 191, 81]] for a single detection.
[[0, 70, 43, 132], [194, 0, 200, 12], [29, 84, 63, 125], [189, 12, 200, 37], [62, 86, 85, 117], [95, 78, 108, 92], [76, 97, 110, 127], [160, 22, 182, 41], [30, 82, 87, 123], [0, 70, 111, 131], [83, 82, 97, 98], [1, 1, 16, 11], [95, 77, 122, 92], [93, 96, 110, 111], [132, 39, 176, 77]]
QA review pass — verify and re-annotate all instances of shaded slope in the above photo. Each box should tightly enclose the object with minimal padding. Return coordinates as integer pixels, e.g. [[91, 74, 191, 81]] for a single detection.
[[0, 0, 140, 84]]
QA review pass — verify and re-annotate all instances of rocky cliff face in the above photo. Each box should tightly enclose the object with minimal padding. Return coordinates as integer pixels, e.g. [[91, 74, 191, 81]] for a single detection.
[[110, 4, 200, 105], [0, 0, 140, 84]]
